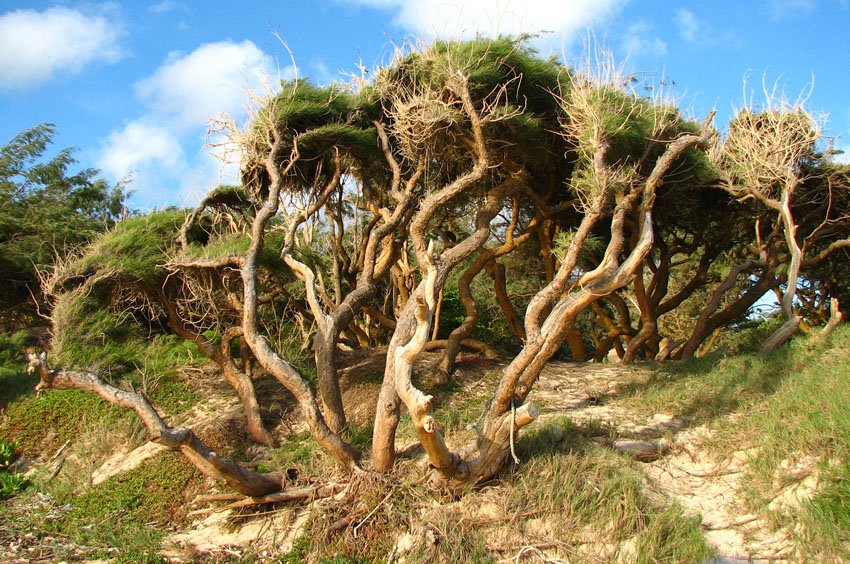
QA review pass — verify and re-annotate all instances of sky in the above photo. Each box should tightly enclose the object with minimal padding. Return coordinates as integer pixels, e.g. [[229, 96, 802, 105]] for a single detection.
[[1, 0, 848, 209]]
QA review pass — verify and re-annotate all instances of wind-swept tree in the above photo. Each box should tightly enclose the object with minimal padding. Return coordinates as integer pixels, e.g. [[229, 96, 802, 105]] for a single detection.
[[31, 38, 848, 499]]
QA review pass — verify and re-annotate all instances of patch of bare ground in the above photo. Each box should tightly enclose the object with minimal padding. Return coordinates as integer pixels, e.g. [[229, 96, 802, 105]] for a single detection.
[[162, 505, 305, 561], [531, 361, 813, 561], [644, 427, 796, 561], [160, 355, 754, 561]]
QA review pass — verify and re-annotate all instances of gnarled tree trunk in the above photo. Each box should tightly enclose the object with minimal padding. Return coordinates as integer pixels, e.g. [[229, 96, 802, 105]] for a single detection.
[[28, 355, 282, 497]]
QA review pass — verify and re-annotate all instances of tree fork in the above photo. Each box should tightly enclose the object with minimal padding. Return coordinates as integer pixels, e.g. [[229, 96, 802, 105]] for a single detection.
[[241, 130, 360, 469]]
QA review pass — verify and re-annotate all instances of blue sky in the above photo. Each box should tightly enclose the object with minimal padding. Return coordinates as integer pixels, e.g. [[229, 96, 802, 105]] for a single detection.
[[1, 0, 848, 209]]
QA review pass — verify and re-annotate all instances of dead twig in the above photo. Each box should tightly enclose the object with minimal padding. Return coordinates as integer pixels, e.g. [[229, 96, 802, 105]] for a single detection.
[[702, 514, 759, 531], [191, 492, 246, 505], [353, 488, 394, 538]]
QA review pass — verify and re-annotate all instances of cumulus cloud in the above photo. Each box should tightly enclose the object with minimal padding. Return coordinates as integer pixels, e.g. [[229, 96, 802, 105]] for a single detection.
[[621, 21, 667, 58], [0, 5, 123, 90], [675, 9, 699, 42], [345, 0, 627, 49], [98, 40, 284, 205], [98, 121, 184, 180], [135, 40, 276, 129]]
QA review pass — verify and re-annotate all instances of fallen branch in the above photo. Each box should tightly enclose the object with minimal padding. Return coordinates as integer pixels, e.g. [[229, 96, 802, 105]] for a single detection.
[[188, 483, 345, 516], [701, 514, 759, 531], [191, 493, 246, 505]]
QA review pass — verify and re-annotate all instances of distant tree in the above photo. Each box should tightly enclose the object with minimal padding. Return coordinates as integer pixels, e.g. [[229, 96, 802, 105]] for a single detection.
[[0, 123, 129, 329]]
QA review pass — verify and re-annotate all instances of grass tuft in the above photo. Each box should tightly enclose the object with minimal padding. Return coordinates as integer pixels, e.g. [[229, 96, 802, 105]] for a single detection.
[[622, 325, 850, 559]]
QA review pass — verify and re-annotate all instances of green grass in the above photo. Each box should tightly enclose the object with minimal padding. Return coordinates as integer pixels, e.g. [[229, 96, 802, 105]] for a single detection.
[[259, 431, 337, 478], [15, 451, 203, 562], [503, 419, 712, 561], [621, 325, 850, 559], [617, 350, 787, 424], [798, 461, 850, 559]]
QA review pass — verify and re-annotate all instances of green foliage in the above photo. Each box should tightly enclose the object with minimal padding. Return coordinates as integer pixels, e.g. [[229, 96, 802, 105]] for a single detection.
[[0, 331, 26, 365], [553, 230, 605, 265], [371, 36, 568, 176], [51, 290, 144, 376], [53, 451, 202, 560], [2, 389, 116, 455], [718, 311, 785, 354], [393, 37, 562, 117], [0, 471, 29, 500], [134, 335, 201, 415], [182, 227, 287, 270], [0, 441, 30, 500], [244, 80, 380, 195], [0, 124, 129, 327], [434, 287, 466, 338], [0, 332, 37, 407], [58, 210, 184, 293], [0, 441, 16, 466]]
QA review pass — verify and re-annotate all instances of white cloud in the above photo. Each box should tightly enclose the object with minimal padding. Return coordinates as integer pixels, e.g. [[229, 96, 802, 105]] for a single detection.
[[0, 5, 123, 90], [346, 0, 627, 49], [97, 40, 286, 206], [149, 1, 188, 14], [98, 121, 185, 180], [675, 9, 699, 42], [770, 0, 816, 17], [621, 21, 667, 58], [135, 40, 275, 129]]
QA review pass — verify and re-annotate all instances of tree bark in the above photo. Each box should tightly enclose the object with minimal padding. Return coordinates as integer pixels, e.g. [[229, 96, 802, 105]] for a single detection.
[[28, 355, 281, 497], [241, 132, 360, 469], [165, 303, 275, 446]]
